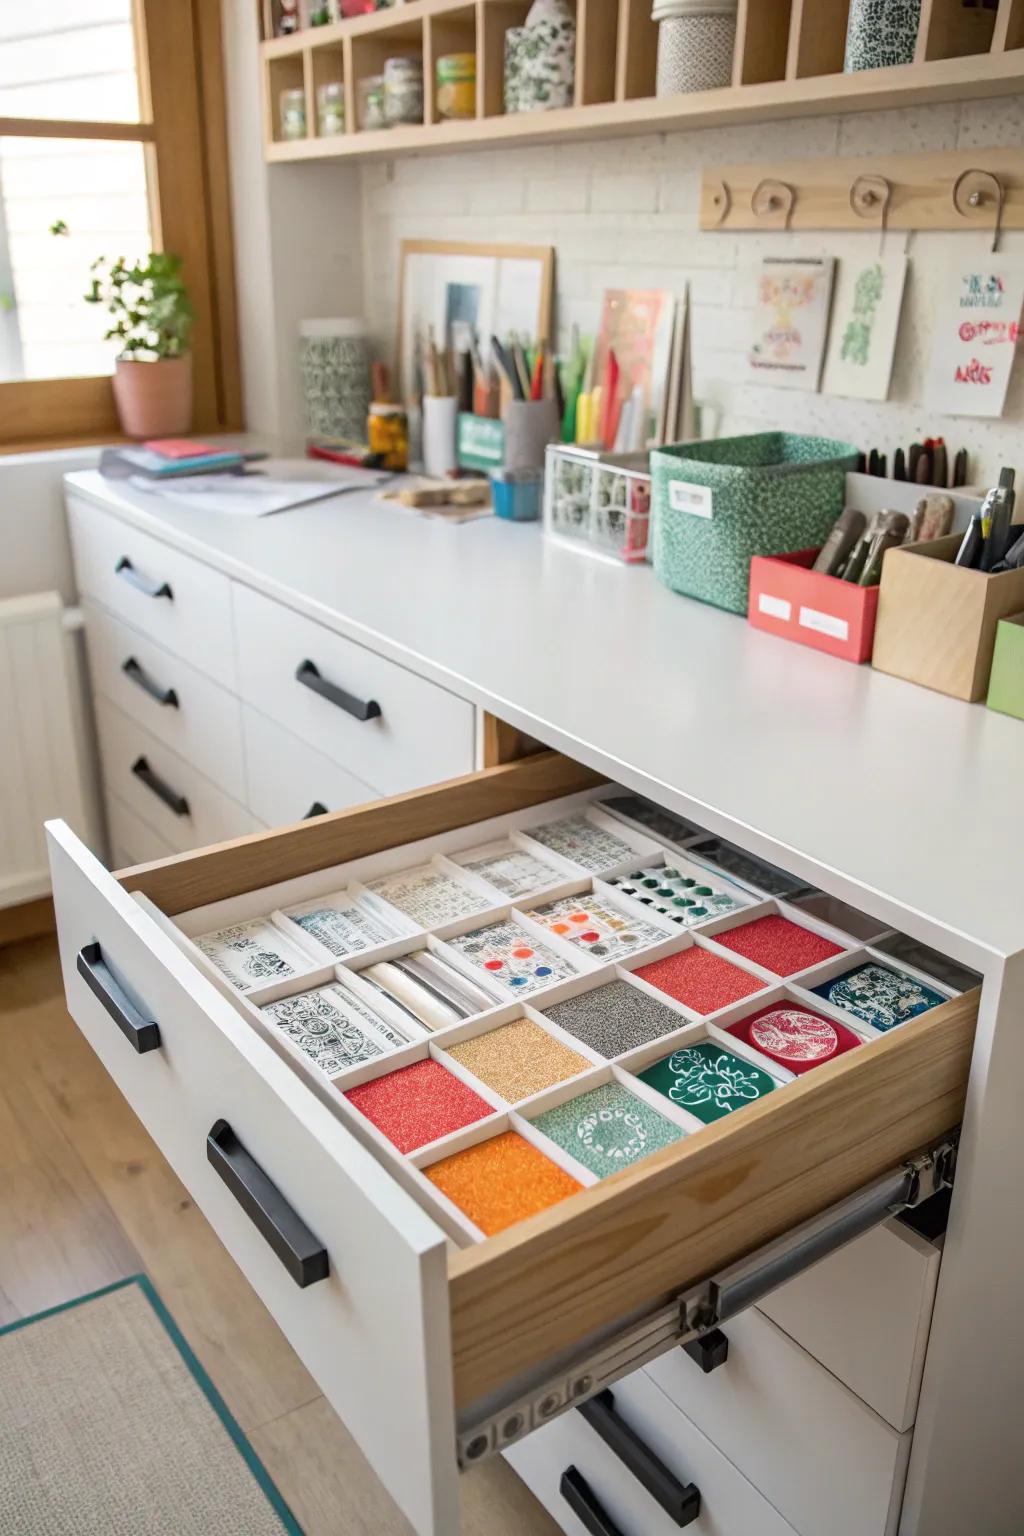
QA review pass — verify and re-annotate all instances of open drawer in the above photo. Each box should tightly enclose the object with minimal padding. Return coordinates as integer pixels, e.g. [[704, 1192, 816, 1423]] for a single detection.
[[47, 752, 978, 1536]]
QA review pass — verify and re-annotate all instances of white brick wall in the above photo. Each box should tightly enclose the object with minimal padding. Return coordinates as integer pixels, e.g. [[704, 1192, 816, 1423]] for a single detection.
[[359, 94, 1024, 482]]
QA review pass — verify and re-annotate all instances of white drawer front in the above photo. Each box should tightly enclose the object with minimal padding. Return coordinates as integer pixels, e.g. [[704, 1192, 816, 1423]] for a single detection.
[[94, 697, 257, 854], [233, 584, 476, 796], [68, 496, 236, 687], [83, 600, 246, 804], [758, 1219, 940, 1432], [243, 706, 378, 827], [506, 1370, 797, 1536], [648, 1310, 912, 1536], [46, 821, 459, 1536], [107, 796, 177, 868]]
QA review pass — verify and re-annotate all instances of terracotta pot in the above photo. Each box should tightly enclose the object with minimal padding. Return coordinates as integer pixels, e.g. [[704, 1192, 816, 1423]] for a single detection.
[[112, 354, 193, 439]]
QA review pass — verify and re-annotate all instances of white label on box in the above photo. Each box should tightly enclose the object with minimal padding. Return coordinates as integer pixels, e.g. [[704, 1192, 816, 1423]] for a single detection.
[[758, 592, 791, 621], [799, 605, 849, 642], [668, 481, 713, 518]]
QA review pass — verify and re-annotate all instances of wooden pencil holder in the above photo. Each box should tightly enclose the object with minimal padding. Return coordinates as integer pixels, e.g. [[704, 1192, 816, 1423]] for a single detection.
[[872, 533, 1024, 703]]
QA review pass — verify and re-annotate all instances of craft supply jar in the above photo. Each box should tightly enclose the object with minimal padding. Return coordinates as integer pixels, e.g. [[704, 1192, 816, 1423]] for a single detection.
[[509, 0, 576, 113], [436, 52, 476, 119], [279, 86, 307, 140], [843, 0, 922, 71], [300, 318, 370, 444], [383, 56, 424, 125], [652, 0, 737, 96], [358, 73, 387, 130], [368, 402, 409, 471], [317, 80, 346, 135]]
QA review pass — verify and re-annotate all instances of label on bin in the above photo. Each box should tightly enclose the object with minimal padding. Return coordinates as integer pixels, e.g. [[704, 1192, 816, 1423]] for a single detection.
[[799, 606, 849, 642], [758, 592, 791, 621], [668, 481, 713, 518]]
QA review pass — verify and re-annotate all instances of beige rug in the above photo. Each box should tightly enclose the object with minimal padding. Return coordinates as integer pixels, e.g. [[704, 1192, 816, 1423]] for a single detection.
[[0, 1276, 300, 1535]]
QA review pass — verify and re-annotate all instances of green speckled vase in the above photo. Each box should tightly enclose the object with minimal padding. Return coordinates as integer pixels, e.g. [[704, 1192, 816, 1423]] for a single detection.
[[651, 431, 860, 615]]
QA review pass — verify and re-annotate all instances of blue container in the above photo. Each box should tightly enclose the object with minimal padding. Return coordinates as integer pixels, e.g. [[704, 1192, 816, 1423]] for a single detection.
[[491, 467, 542, 522]]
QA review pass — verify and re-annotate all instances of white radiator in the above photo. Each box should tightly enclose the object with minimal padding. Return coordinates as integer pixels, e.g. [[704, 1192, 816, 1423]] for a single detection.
[[0, 591, 102, 909]]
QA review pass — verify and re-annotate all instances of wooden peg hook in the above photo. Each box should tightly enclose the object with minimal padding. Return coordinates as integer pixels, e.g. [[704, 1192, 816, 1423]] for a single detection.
[[751, 178, 796, 230], [952, 168, 1006, 253], [707, 179, 731, 227], [850, 174, 892, 255]]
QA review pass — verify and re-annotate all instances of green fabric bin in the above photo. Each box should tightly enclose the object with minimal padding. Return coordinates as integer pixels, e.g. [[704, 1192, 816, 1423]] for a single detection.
[[651, 432, 861, 614]]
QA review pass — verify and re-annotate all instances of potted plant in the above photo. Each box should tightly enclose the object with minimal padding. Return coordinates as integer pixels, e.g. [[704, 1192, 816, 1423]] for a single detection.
[[86, 252, 195, 439]]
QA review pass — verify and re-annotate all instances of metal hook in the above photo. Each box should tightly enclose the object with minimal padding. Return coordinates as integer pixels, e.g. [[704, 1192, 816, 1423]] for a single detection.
[[850, 174, 892, 257], [751, 178, 796, 230], [707, 179, 731, 228], [952, 168, 1006, 253]]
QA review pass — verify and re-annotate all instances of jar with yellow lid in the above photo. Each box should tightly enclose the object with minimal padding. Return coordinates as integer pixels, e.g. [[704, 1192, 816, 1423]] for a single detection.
[[368, 403, 409, 471], [436, 53, 476, 120]]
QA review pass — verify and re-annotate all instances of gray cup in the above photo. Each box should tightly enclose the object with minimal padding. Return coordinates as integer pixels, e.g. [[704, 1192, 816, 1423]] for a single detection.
[[504, 397, 560, 473]]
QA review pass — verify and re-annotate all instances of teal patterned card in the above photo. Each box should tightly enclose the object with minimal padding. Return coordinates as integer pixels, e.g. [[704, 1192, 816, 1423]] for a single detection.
[[533, 1081, 685, 1178], [812, 962, 945, 1033], [638, 1041, 776, 1124]]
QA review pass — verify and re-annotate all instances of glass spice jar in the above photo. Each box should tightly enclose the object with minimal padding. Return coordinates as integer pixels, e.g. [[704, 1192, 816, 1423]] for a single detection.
[[358, 73, 387, 129], [317, 79, 346, 135], [279, 86, 307, 140], [368, 403, 409, 470], [436, 52, 476, 119], [383, 56, 424, 125]]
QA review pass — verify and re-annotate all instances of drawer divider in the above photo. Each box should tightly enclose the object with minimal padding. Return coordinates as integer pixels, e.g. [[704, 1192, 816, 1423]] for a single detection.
[[206, 1118, 330, 1288]]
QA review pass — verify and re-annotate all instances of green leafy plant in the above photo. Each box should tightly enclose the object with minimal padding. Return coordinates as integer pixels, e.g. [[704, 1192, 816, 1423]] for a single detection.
[[85, 251, 193, 361]]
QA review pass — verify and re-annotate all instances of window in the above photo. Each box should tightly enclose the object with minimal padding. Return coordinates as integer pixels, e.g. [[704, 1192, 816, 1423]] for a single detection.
[[0, 0, 240, 446]]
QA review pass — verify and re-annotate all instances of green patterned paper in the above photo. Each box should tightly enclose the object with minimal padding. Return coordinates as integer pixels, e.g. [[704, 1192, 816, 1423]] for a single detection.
[[639, 1041, 776, 1124], [533, 1081, 685, 1179]]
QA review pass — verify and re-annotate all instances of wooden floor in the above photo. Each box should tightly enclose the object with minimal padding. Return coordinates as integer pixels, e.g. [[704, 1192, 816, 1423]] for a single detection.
[[0, 935, 561, 1536]]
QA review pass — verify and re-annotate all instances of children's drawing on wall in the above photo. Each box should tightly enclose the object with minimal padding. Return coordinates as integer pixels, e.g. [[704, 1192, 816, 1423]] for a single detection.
[[747, 257, 835, 392], [822, 251, 908, 401]]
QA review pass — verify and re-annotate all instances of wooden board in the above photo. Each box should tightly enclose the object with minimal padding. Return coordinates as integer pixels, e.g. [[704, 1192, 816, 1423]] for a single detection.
[[447, 988, 977, 1410]]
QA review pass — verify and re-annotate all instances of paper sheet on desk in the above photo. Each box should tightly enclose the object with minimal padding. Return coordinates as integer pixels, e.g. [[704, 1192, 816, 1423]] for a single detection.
[[128, 461, 387, 516]]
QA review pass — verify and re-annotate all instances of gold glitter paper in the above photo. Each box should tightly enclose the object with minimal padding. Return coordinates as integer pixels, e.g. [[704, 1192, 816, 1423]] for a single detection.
[[445, 1017, 591, 1104], [425, 1131, 583, 1236]]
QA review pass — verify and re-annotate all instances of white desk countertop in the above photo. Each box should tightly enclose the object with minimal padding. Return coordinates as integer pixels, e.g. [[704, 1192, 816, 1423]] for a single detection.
[[65, 470, 1023, 967]]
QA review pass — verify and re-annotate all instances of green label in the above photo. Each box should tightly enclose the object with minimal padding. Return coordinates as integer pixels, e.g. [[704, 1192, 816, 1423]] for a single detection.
[[457, 413, 505, 471]]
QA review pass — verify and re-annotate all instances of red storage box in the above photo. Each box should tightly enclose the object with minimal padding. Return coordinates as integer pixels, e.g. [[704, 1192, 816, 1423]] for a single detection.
[[748, 548, 880, 664]]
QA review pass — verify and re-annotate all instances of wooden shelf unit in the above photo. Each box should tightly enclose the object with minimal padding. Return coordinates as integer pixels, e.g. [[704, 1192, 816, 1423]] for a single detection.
[[261, 0, 1024, 160]]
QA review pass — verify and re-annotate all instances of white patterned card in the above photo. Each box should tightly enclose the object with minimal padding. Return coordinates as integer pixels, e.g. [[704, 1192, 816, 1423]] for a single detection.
[[196, 919, 312, 994], [366, 863, 488, 928], [460, 842, 564, 899], [282, 891, 403, 958], [261, 983, 408, 1076], [525, 814, 637, 874]]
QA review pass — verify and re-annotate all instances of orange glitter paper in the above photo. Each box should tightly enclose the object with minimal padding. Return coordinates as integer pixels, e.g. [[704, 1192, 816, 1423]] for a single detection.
[[425, 1131, 582, 1237]]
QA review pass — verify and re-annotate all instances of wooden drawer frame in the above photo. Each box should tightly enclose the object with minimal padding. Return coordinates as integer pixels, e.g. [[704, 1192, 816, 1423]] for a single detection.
[[49, 750, 977, 1532]]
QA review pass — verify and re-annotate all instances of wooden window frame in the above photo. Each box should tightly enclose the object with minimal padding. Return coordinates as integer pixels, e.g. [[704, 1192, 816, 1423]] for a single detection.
[[0, 0, 242, 451]]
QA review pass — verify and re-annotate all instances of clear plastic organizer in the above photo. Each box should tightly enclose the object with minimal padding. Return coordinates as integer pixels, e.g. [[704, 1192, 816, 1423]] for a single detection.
[[543, 444, 651, 564], [144, 786, 963, 1251]]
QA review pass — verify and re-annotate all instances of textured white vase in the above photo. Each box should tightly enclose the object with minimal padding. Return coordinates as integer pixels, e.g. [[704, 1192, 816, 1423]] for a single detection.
[[510, 0, 576, 113]]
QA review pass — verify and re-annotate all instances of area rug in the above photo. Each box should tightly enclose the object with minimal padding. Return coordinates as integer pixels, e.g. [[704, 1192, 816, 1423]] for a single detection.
[[0, 1275, 301, 1535]]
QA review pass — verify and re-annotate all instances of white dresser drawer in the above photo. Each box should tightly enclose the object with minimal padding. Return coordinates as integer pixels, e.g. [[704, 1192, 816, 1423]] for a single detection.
[[506, 1369, 797, 1536], [233, 584, 475, 796], [94, 697, 257, 854], [648, 1309, 912, 1536], [83, 600, 246, 805], [243, 706, 378, 827], [67, 496, 236, 687], [757, 1218, 940, 1431], [107, 796, 177, 869]]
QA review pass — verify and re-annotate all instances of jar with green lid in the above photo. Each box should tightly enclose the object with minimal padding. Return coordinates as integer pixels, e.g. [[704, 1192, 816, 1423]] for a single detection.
[[279, 86, 307, 141], [436, 52, 476, 119], [358, 74, 387, 130], [383, 55, 424, 125], [317, 80, 345, 135]]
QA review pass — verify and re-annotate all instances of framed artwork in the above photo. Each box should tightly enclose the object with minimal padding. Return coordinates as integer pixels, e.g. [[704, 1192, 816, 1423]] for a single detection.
[[821, 252, 909, 402], [397, 240, 554, 398], [747, 257, 835, 392]]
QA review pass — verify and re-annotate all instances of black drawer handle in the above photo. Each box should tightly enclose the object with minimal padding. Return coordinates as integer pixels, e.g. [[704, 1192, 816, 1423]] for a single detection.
[[131, 755, 190, 817], [76, 942, 161, 1053], [683, 1328, 729, 1374], [560, 1468, 626, 1536], [115, 555, 172, 600], [122, 656, 179, 708], [304, 800, 328, 819], [295, 658, 381, 722], [207, 1119, 329, 1288], [578, 1389, 701, 1528]]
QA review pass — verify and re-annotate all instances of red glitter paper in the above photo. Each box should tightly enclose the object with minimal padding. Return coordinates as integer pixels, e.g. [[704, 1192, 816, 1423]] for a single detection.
[[345, 1058, 493, 1153], [713, 915, 843, 976], [634, 946, 766, 1014], [727, 1003, 862, 1075]]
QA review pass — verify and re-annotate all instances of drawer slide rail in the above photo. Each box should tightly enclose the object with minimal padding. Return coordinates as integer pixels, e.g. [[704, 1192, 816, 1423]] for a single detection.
[[456, 1137, 957, 1468]]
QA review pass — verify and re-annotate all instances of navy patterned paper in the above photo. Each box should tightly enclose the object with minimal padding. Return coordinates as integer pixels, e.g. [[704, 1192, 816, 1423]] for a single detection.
[[812, 962, 945, 1033]]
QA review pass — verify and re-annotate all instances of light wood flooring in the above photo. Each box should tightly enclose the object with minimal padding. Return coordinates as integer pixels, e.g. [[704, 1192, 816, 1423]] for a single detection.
[[0, 934, 561, 1536]]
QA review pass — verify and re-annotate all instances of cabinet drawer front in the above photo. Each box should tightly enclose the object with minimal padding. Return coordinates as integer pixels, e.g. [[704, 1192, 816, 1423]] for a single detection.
[[233, 584, 476, 796], [506, 1370, 797, 1536], [68, 496, 235, 687], [757, 1218, 940, 1432], [243, 706, 378, 827], [94, 697, 257, 854], [83, 601, 246, 804], [648, 1310, 911, 1536], [107, 796, 177, 869], [46, 821, 459, 1536]]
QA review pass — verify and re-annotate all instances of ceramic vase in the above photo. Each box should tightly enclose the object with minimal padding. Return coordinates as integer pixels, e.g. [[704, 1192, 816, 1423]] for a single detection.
[[299, 319, 371, 444], [507, 0, 576, 114], [652, 0, 737, 95], [843, 0, 922, 71]]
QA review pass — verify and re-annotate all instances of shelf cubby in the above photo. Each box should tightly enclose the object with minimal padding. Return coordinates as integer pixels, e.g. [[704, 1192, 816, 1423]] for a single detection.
[[615, 0, 658, 99], [264, 49, 310, 145], [994, 0, 1024, 49], [425, 5, 478, 122], [734, 0, 792, 85], [917, 0, 999, 60], [786, 0, 849, 79], [479, 0, 533, 116]]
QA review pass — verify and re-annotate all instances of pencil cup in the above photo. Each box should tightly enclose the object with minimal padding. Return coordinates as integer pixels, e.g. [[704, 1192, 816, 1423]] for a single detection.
[[423, 395, 458, 479], [504, 398, 560, 474]]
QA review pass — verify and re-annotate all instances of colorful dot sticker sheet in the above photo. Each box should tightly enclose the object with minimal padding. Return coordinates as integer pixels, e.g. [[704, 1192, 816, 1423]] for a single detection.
[[196, 919, 312, 994], [532, 1081, 685, 1179], [282, 892, 404, 958], [524, 813, 638, 874], [446, 918, 582, 996], [811, 961, 947, 1033], [607, 864, 745, 927], [459, 842, 565, 899], [261, 982, 409, 1077], [365, 863, 489, 929], [524, 893, 669, 961], [725, 1003, 861, 1075], [638, 1041, 777, 1124]]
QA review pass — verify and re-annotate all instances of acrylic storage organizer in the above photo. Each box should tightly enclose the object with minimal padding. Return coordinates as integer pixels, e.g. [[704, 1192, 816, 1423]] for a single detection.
[[650, 432, 860, 614], [544, 444, 651, 564], [748, 547, 881, 664]]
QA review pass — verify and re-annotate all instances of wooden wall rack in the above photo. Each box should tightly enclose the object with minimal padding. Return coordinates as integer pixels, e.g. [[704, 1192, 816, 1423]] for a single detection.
[[260, 0, 1024, 164]]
